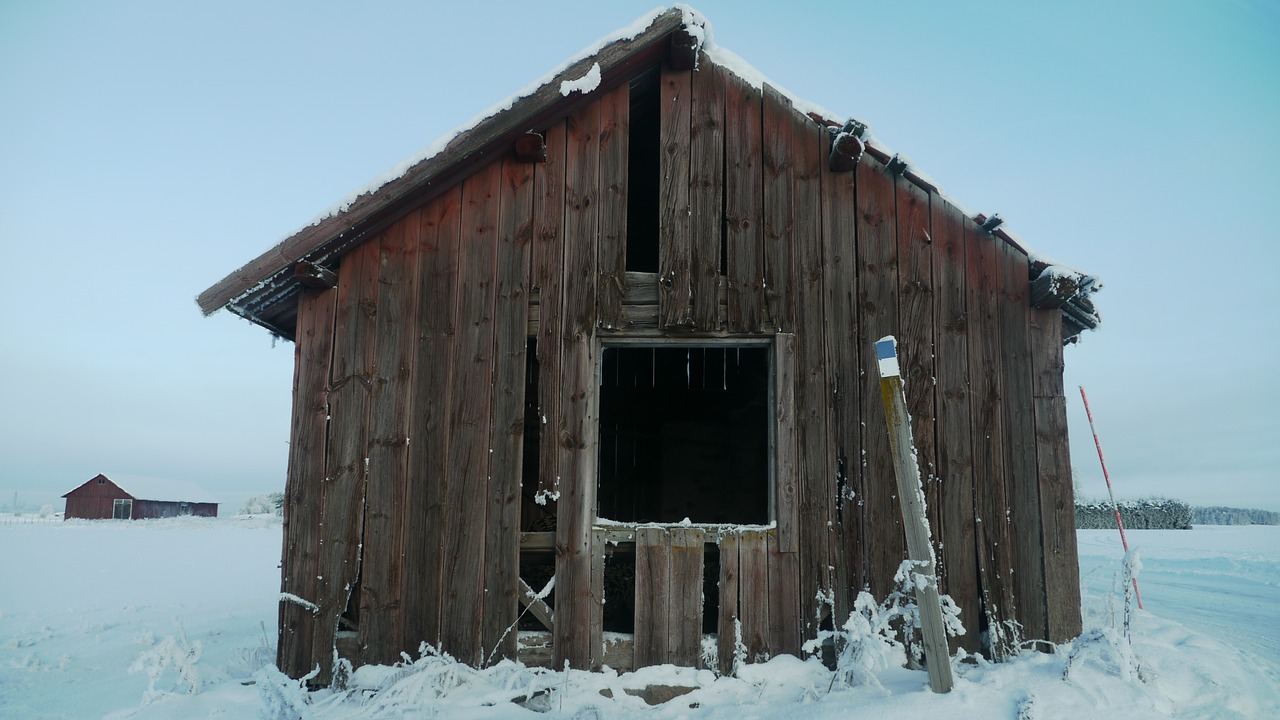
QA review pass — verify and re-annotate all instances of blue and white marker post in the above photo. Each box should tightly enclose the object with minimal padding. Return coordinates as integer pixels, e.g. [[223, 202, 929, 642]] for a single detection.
[[876, 336, 954, 693]]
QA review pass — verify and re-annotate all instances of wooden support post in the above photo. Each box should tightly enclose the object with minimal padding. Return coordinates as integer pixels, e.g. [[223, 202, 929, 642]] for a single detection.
[[875, 336, 954, 694]]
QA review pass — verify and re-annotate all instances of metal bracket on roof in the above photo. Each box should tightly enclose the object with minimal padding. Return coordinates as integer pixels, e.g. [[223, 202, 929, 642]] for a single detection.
[[885, 154, 909, 177]]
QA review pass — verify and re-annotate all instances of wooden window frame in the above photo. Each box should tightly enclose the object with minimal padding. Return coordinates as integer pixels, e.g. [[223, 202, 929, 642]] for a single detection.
[[594, 335, 790, 534], [112, 498, 132, 520]]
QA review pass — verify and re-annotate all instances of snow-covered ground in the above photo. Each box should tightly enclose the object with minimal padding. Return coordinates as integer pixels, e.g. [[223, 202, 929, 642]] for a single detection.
[[1, 515, 1276, 719]]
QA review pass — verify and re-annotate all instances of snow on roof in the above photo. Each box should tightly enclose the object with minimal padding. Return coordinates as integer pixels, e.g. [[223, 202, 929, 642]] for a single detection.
[[201, 4, 1099, 334], [102, 473, 219, 504], [303, 6, 679, 229], [284, 5, 1039, 265]]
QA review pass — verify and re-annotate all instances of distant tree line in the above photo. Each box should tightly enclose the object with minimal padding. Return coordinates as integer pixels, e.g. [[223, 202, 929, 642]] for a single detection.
[[240, 492, 285, 516], [1191, 506, 1280, 526], [1075, 498, 1192, 530]]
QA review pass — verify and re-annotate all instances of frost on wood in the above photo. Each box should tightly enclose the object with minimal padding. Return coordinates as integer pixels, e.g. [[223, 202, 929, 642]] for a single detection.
[[281, 591, 320, 614]]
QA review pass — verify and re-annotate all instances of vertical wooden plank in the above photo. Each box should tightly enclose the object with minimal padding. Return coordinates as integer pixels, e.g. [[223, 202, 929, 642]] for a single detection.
[[737, 529, 770, 663], [597, 84, 629, 331], [634, 526, 670, 667], [312, 239, 378, 683], [717, 530, 740, 675], [965, 220, 1018, 659], [790, 113, 833, 641], [359, 212, 422, 666], [590, 529, 607, 669], [278, 287, 335, 678], [855, 154, 903, 600], [670, 526, 705, 667], [1000, 240, 1047, 643], [481, 155, 535, 664], [761, 84, 794, 333], [724, 73, 764, 333], [821, 139, 863, 625], [690, 59, 725, 330], [531, 122, 566, 506], [1036, 396, 1079, 643], [1035, 398, 1078, 641], [773, 334, 798, 553], [658, 65, 693, 328], [438, 163, 502, 666], [767, 528, 801, 658], [931, 197, 981, 655], [895, 178, 937, 551], [1030, 308, 1081, 644], [403, 191, 461, 657], [554, 98, 601, 669]]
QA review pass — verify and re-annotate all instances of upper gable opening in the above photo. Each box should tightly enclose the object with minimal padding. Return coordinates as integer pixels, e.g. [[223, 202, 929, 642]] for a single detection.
[[626, 66, 660, 274]]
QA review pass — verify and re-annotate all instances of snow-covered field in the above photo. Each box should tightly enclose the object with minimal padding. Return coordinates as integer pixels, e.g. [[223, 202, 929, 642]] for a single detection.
[[2, 516, 1277, 719]]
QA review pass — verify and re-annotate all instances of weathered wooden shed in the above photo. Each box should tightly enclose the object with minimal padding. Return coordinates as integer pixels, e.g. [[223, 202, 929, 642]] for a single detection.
[[63, 473, 219, 520], [198, 8, 1098, 682]]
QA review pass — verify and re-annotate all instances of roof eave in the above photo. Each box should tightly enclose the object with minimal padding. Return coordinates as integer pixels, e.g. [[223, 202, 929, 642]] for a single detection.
[[197, 7, 691, 330]]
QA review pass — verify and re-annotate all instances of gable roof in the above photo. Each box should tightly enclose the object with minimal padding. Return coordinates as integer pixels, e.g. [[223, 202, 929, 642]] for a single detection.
[[64, 473, 219, 504], [197, 6, 1099, 341]]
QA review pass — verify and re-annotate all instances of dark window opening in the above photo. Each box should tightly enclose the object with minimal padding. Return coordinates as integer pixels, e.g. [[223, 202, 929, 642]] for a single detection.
[[626, 67, 660, 273], [602, 553, 635, 633], [112, 498, 132, 519], [520, 338, 553, 533], [597, 345, 769, 524]]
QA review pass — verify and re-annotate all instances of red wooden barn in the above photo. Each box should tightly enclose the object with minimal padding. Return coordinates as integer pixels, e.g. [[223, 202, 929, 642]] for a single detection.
[[198, 8, 1100, 683], [63, 473, 218, 520]]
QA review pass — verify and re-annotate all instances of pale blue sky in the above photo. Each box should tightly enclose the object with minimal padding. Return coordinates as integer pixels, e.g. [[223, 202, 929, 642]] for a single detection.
[[2, 0, 1277, 512]]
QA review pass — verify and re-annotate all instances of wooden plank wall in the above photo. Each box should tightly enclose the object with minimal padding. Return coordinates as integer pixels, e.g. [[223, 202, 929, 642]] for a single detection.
[[278, 146, 536, 679], [931, 199, 981, 656], [311, 239, 377, 685], [278, 288, 335, 678], [964, 215, 1020, 659], [1029, 308, 1083, 643], [360, 207, 420, 666], [634, 527, 705, 667], [277, 53, 1083, 677]]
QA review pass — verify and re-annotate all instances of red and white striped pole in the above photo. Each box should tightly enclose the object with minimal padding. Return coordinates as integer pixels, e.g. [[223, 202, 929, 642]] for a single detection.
[[1079, 386, 1143, 609]]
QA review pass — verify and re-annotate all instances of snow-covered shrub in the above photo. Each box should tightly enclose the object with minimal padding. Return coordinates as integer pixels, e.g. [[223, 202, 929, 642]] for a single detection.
[[1062, 627, 1147, 684], [228, 622, 276, 682], [830, 591, 905, 689], [241, 492, 285, 516], [1121, 547, 1142, 641], [129, 620, 203, 703], [804, 560, 965, 687], [256, 664, 317, 720]]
